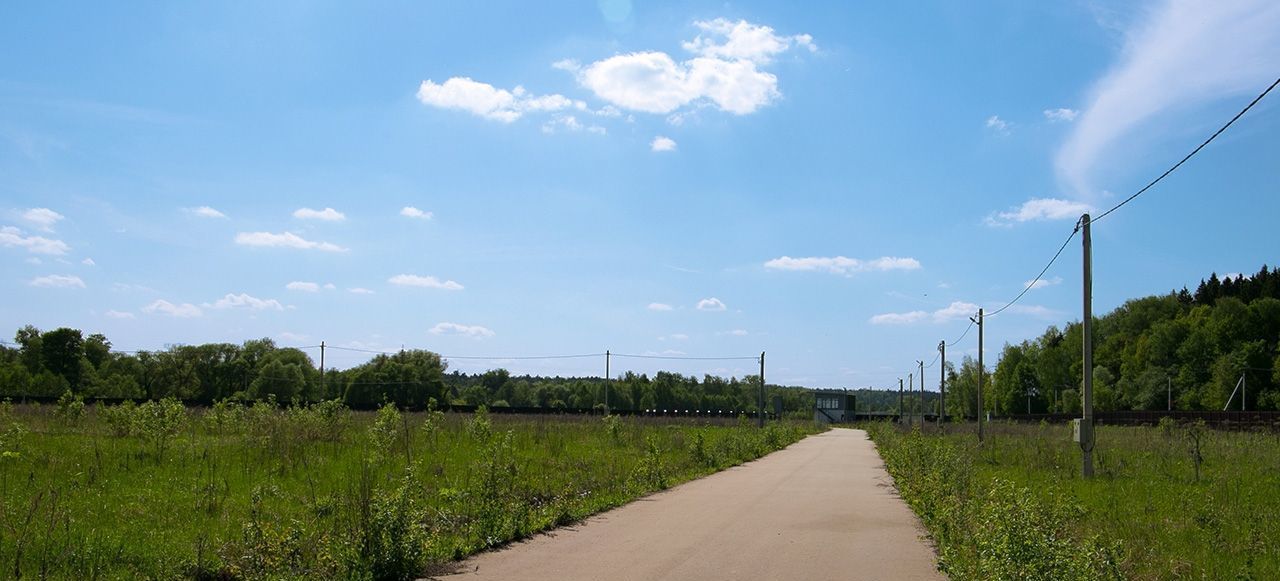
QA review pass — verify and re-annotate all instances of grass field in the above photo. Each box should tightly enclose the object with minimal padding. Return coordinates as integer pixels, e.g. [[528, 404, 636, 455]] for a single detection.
[[866, 420, 1280, 580], [0, 398, 819, 580]]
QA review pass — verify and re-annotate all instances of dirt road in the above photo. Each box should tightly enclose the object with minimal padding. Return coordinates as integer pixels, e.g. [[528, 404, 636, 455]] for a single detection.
[[432, 428, 943, 580]]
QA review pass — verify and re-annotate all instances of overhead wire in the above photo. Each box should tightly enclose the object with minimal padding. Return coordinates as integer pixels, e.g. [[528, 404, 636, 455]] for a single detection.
[[1092, 76, 1280, 224]]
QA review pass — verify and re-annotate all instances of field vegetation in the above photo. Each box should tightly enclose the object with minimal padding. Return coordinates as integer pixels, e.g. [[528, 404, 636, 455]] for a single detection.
[[867, 420, 1280, 580], [0, 398, 818, 579]]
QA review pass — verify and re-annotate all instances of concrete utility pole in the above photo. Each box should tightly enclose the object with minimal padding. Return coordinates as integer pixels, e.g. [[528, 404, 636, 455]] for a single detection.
[[938, 341, 946, 427], [605, 350, 611, 414], [919, 360, 925, 429], [908, 373, 914, 426], [1081, 213, 1095, 478], [972, 309, 985, 443], [1168, 376, 1172, 412], [319, 341, 326, 395], [758, 352, 766, 428], [898, 378, 904, 423]]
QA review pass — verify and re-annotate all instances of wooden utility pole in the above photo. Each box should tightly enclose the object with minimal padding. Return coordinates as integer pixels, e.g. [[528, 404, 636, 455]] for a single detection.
[[908, 373, 913, 426], [1081, 213, 1095, 478], [758, 351, 766, 428], [319, 341, 326, 396], [938, 341, 946, 427], [605, 350, 611, 414]]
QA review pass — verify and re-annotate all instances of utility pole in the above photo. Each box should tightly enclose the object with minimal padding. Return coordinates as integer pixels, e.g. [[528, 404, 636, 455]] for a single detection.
[[1167, 376, 1172, 412], [1081, 213, 1095, 478], [758, 351, 766, 428], [1242, 371, 1246, 411], [319, 341, 326, 397], [898, 377, 904, 423], [605, 350, 611, 414], [919, 360, 925, 429], [972, 309, 984, 443], [938, 341, 946, 427], [908, 373, 914, 426]]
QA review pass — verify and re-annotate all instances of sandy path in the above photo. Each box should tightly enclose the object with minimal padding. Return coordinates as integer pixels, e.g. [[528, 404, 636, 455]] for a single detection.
[[431, 428, 943, 581]]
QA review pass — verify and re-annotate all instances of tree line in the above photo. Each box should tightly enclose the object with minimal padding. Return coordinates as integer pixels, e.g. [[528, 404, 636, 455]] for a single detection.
[[943, 265, 1280, 417], [0, 327, 813, 412]]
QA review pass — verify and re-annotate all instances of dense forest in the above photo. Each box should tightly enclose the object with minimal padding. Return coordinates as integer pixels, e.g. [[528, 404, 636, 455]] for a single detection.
[[944, 265, 1280, 416], [0, 327, 813, 412]]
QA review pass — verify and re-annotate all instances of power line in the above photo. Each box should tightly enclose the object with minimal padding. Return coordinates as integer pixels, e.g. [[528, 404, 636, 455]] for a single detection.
[[612, 353, 760, 361], [986, 223, 1080, 318], [945, 319, 976, 348], [1093, 76, 1280, 224]]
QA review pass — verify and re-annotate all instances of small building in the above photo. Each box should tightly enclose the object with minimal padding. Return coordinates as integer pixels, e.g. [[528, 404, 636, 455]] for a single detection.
[[814, 389, 856, 423]]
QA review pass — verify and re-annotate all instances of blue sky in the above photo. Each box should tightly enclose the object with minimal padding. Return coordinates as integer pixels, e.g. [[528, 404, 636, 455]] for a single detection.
[[2, 1, 1278, 388]]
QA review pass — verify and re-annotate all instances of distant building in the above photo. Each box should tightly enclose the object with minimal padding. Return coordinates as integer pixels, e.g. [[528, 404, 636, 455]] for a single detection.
[[813, 389, 856, 423]]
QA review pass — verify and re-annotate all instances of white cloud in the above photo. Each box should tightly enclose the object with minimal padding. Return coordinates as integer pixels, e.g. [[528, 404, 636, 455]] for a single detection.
[[0, 226, 70, 255], [143, 299, 203, 318], [1024, 276, 1064, 290], [323, 283, 336, 290], [681, 18, 817, 64], [763, 255, 922, 276], [348, 287, 376, 295], [429, 322, 495, 339], [726, 329, 749, 336], [388, 274, 464, 290], [293, 207, 346, 221], [185, 206, 227, 219], [650, 136, 677, 152], [986, 198, 1093, 226], [541, 115, 607, 135], [581, 51, 781, 115], [104, 309, 135, 319], [81, 258, 95, 266], [986, 115, 1011, 134], [870, 301, 980, 325], [286, 281, 321, 292], [869, 311, 928, 325], [552, 58, 581, 73], [234, 231, 347, 252], [400, 206, 433, 220], [207, 293, 284, 311], [1043, 108, 1079, 122], [29, 274, 84, 288], [21, 208, 64, 232], [696, 297, 727, 311], [1056, 0, 1280, 197], [416, 77, 577, 122], [648, 302, 674, 311]]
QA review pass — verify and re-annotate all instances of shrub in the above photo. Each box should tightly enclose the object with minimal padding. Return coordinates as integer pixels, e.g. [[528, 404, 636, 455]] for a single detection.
[[100, 400, 138, 437], [633, 435, 668, 490], [205, 399, 247, 435], [136, 398, 187, 460], [466, 406, 491, 443], [602, 414, 624, 444], [55, 389, 86, 423], [369, 402, 402, 456]]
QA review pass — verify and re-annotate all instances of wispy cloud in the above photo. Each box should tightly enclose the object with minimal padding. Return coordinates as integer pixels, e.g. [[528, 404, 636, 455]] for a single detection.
[[143, 299, 203, 318], [104, 309, 135, 319], [870, 301, 980, 325], [348, 287, 376, 295], [400, 206, 433, 220], [416, 77, 579, 122], [388, 274, 463, 290], [234, 231, 347, 252], [648, 302, 674, 311], [286, 281, 321, 292], [20, 208, 64, 232], [650, 136, 677, 152], [29, 274, 84, 288], [985, 198, 1093, 226], [1056, 0, 1280, 198], [0, 226, 69, 255], [184, 206, 227, 219], [764, 256, 921, 276], [986, 115, 1011, 135], [1024, 276, 1064, 290], [430, 322, 495, 339], [696, 297, 727, 311], [293, 207, 346, 221], [206, 293, 284, 311], [1043, 108, 1079, 122]]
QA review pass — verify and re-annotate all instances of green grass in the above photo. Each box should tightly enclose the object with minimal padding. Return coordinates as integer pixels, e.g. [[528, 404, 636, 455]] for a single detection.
[[0, 400, 821, 580], [865, 420, 1280, 580]]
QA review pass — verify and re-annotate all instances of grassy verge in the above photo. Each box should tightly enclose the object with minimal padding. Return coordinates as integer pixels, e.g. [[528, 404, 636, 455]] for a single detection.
[[0, 399, 821, 579], [865, 420, 1280, 580]]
